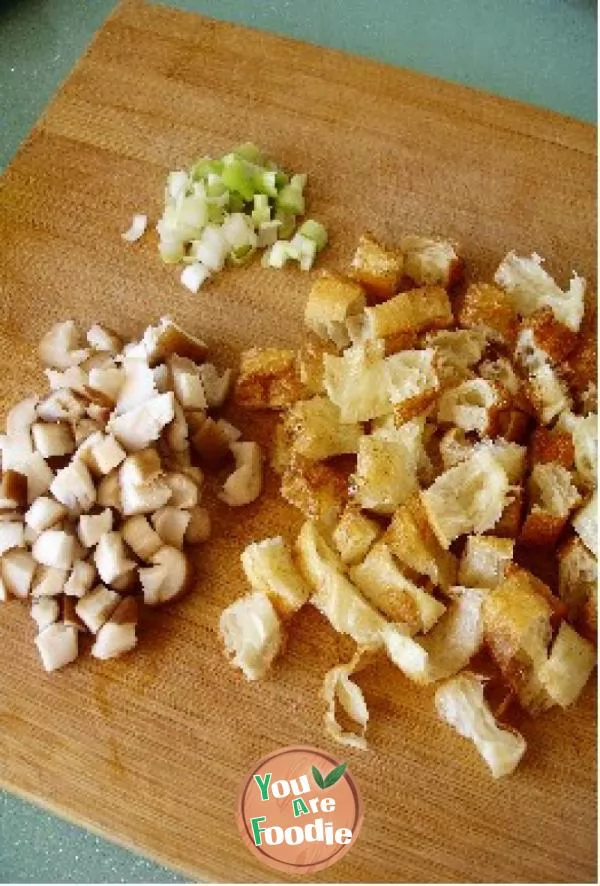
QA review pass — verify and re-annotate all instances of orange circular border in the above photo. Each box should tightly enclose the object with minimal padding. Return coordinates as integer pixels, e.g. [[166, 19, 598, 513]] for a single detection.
[[236, 745, 364, 875]]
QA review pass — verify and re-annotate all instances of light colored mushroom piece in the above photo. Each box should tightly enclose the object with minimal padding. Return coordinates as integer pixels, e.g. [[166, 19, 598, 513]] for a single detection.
[[185, 506, 211, 544], [110, 568, 138, 593], [39, 320, 90, 370], [87, 365, 125, 404], [97, 471, 121, 510], [0, 522, 25, 556], [73, 418, 103, 446], [86, 323, 123, 355], [198, 363, 232, 408], [139, 546, 189, 606], [1, 549, 36, 598], [32, 529, 75, 570], [108, 392, 175, 452], [120, 449, 163, 486], [31, 422, 75, 458], [35, 623, 79, 672], [78, 509, 113, 548], [75, 584, 121, 633], [45, 366, 89, 396], [120, 478, 173, 517], [91, 597, 138, 660], [31, 597, 60, 632], [50, 459, 96, 514], [152, 363, 171, 393], [216, 419, 242, 442], [31, 565, 68, 597], [6, 396, 38, 449], [122, 515, 163, 561], [0, 446, 55, 505], [164, 472, 199, 509], [93, 532, 136, 584], [64, 560, 97, 598], [164, 400, 189, 453], [0, 577, 7, 603], [0, 470, 28, 510], [219, 441, 263, 507], [169, 355, 207, 410], [114, 357, 157, 416], [151, 507, 191, 549], [86, 434, 127, 475], [85, 403, 111, 427], [140, 316, 208, 367], [37, 389, 86, 423]]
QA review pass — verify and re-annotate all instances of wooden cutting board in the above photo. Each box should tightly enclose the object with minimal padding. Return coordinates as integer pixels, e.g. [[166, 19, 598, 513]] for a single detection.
[[0, 0, 596, 881]]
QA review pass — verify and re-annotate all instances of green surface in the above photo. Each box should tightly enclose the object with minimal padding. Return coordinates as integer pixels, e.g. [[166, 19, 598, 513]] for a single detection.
[[0, 0, 596, 882]]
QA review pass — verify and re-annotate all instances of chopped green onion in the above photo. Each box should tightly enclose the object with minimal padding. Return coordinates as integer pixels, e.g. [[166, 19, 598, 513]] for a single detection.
[[154, 144, 327, 290], [233, 142, 264, 165], [276, 184, 305, 215], [298, 219, 328, 251]]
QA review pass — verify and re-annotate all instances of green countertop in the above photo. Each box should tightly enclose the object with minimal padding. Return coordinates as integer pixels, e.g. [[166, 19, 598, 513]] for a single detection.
[[0, 0, 596, 882]]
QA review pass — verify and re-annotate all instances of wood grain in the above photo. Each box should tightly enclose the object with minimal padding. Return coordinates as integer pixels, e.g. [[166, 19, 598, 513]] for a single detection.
[[0, 1, 596, 881]]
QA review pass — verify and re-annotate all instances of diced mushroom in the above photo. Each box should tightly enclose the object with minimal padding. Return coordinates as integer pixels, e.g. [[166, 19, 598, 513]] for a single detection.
[[31, 422, 75, 458], [39, 320, 90, 369], [216, 419, 242, 443], [151, 507, 191, 549], [31, 596, 60, 632], [198, 363, 232, 408], [97, 471, 121, 510], [85, 403, 111, 427], [86, 365, 125, 405], [78, 509, 113, 548], [120, 449, 162, 486], [164, 472, 199, 509], [86, 434, 127, 475], [6, 396, 39, 448], [0, 521, 24, 556], [140, 316, 208, 367], [94, 532, 136, 584], [32, 529, 75, 570], [0, 577, 7, 603], [23, 454, 55, 504], [1, 548, 36, 598], [122, 515, 163, 561], [190, 417, 231, 468], [152, 363, 171, 393], [25, 496, 67, 534], [139, 546, 189, 605], [45, 366, 89, 396], [73, 418, 103, 446], [185, 506, 211, 544], [169, 355, 207, 410], [220, 442, 263, 506], [31, 565, 68, 597], [64, 560, 97, 598], [164, 400, 189, 453], [87, 324, 123, 355], [35, 622, 79, 671], [75, 584, 120, 633], [108, 392, 175, 451], [91, 597, 138, 660], [62, 596, 86, 630], [114, 358, 157, 415], [50, 459, 96, 514], [0, 470, 28, 510], [110, 567, 138, 593], [120, 478, 172, 516], [37, 389, 86, 423]]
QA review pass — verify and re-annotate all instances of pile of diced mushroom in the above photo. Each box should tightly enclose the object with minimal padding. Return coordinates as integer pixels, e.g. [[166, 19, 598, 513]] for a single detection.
[[0, 317, 262, 671], [220, 234, 597, 777]]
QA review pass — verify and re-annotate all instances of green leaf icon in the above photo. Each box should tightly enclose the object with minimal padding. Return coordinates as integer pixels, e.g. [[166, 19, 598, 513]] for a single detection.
[[311, 765, 325, 789], [323, 763, 348, 788]]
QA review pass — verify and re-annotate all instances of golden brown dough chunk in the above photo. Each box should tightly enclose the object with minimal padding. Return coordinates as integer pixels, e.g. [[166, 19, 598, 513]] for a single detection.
[[234, 348, 308, 410], [458, 283, 519, 347], [349, 233, 404, 302]]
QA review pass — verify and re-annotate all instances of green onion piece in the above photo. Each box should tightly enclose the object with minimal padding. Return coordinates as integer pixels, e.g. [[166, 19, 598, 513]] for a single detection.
[[227, 192, 245, 213], [277, 184, 305, 215], [274, 209, 297, 239], [254, 169, 278, 198], [251, 194, 271, 226], [221, 154, 256, 201], [233, 142, 265, 165], [257, 220, 281, 248], [290, 173, 307, 191], [159, 239, 185, 264], [190, 158, 223, 181], [298, 219, 328, 251], [228, 244, 256, 266], [275, 170, 289, 189]]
